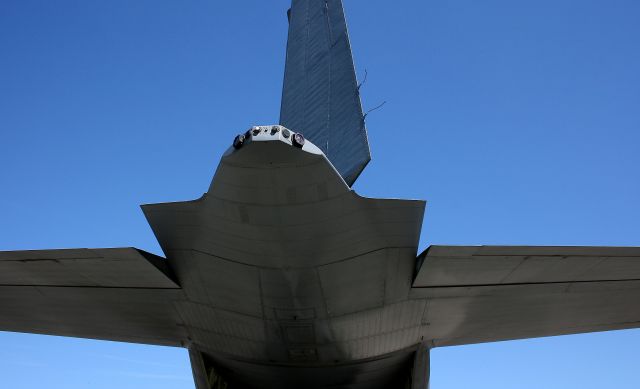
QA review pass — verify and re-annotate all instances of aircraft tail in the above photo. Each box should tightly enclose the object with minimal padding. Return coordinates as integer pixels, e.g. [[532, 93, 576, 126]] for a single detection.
[[280, 0, 371, 186]]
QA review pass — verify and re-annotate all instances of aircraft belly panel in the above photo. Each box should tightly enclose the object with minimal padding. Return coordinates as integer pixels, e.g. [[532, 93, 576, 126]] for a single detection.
[[142, 137, 426, 370]]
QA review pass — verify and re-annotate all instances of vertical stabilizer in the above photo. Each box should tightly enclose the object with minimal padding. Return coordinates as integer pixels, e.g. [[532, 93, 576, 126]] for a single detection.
[[280, 0, 371, 186]]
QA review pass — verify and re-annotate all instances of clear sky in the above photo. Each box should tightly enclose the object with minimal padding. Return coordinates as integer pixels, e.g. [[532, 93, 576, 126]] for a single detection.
[[1, 0, 639, 388]]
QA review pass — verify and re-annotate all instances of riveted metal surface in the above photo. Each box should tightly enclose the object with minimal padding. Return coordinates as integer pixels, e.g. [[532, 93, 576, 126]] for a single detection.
[[414, 245, 640, 287], [140, 137, 427, 379], [280, 0, 370, 186], [0, 248, 178, 288], [412, 245, 640, 348]]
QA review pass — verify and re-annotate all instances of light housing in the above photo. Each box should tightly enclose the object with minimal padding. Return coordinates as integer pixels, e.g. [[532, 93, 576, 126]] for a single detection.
[[233, 134, 246, 149], [292, 133, 305, 148]]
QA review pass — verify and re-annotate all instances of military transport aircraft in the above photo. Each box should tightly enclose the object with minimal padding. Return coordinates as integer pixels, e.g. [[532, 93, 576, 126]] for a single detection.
[[1, 0, 639, 388]]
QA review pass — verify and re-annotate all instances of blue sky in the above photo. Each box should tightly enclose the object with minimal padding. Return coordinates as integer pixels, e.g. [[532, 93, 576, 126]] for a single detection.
[[1, 0, 639, 388]]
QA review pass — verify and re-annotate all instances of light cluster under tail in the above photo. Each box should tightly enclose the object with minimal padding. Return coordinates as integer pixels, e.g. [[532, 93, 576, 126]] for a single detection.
[[280, 0, 371, 186]]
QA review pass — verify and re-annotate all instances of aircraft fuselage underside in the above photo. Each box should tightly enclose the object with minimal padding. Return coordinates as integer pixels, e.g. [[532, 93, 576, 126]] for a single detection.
[[142, 126, 427, 388]]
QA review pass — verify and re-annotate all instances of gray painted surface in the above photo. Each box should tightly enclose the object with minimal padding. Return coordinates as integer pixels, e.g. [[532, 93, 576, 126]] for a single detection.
[[0, 135, 425, 388], [280, 0, 370, 186], [1, 0, 640, 388], [4, 135, 638, 387], [415, 245, 640, 287], [0, 248, 177, 288], [413, 245, 640, 348], [141, 134, 425, 387], [189, 348, 211, 389], [0, 248, 186, 347], [411, 344, 429, 389]]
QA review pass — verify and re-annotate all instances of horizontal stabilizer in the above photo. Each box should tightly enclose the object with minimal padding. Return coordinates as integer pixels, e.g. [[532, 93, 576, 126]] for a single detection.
[[413, 245, 640, 347], [0, 247, 186, 346]]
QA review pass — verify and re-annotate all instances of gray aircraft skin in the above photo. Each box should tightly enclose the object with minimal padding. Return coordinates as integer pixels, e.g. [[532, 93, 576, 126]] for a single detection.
[[1, 1, 640, 388]]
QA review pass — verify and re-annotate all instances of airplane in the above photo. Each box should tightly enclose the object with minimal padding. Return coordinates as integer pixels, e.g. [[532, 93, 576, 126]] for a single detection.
[[1, 0, 639, 388]]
